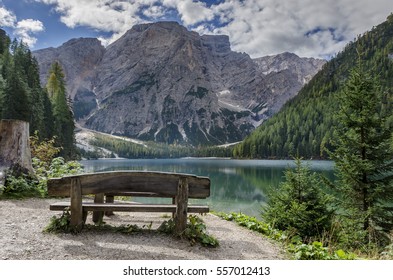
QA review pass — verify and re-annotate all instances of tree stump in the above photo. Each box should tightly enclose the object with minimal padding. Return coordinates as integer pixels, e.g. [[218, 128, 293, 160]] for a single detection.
[[0, 120, 33, 181]]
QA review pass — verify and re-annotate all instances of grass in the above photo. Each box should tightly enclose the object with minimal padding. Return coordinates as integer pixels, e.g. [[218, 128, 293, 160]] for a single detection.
[[214, 212, 359, 260]]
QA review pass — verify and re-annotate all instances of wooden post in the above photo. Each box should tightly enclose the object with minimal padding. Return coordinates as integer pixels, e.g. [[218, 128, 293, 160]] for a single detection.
[[105, 195, 114, 216], [0, 120, 33, 181], [70, 177, 84, 231], [92, 193, 104, 223], [175, 177, 189, 235]]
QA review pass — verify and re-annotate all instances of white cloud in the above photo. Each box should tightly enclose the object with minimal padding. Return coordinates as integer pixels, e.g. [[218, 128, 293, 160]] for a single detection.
[[32, 0, 393, 58], [0, 6, 16, 27], [142, 4, 167, 19], [201, 0, 393, 58], [1, 6, 44, 47], [14, 19, 45, 47], [35, 0, 154, 45], [176, 0, 214, 26]]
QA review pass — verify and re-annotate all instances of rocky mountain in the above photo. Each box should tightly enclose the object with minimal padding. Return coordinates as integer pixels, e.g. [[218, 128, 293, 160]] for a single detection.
[[33, 21, 325, 146]]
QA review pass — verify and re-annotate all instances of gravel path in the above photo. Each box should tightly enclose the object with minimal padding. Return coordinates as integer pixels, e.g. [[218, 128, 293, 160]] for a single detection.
[[0, 198, 285, 260]]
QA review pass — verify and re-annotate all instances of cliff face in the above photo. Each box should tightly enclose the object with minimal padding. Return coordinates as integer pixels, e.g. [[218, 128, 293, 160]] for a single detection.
[[34, 21, 325, 145]]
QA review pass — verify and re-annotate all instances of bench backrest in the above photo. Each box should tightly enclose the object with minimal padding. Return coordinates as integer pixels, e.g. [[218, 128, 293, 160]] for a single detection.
[[47, 171, 210, 198]]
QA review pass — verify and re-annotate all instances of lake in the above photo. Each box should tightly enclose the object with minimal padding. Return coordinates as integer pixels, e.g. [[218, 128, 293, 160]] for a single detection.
[[80, 158, 335, 217]]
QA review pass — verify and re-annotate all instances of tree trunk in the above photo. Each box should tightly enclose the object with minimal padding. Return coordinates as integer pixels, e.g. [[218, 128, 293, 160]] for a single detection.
[[0, 120, 33, 182]]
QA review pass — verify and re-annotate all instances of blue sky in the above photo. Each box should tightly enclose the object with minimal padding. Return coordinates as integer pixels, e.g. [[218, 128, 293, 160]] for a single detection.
[[1, 0, 393, 59]]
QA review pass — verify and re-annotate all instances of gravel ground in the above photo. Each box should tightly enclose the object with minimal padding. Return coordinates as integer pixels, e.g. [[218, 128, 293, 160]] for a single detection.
[[0, 198, 285, 260]]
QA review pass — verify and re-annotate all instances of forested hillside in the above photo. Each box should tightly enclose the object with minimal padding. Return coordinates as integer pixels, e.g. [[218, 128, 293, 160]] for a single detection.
[[0, 29, 76, 159], [233, 14, 393, 159]]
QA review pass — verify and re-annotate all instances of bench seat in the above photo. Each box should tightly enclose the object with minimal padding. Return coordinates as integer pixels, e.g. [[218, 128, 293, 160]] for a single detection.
[[47, 171, 211, 233], [50, 201, 209, 213]]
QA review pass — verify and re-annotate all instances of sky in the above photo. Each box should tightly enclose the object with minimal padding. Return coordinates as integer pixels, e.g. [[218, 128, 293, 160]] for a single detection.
[[1, 0, 393, 59]]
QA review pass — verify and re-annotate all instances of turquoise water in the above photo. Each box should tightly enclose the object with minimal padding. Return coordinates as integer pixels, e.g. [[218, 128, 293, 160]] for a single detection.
[[80, 158, 334, 217]]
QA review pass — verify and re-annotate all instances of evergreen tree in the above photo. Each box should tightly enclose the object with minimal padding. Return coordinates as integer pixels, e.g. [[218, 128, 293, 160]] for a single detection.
[[2, 65, 30, 121], [262, 158, 334, 241], [46, 61, 76, 159], [42, 88, 55, 140], [0, 29, 10, 56], [0, 30, 56, 144], [329, 56, 393, 245]]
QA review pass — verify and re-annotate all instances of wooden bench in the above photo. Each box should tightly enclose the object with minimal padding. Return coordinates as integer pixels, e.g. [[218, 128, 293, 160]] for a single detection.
[[47, 171, 210, 234]]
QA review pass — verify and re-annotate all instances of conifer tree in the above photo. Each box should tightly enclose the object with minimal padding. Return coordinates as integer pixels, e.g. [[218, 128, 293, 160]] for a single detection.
[[2, 65, 30, 121], [0, 30, 55, 143], [46, 61, 75, 159], [262, 158, 334, 241], [42, 88, 55, 140], [0, 29, 10, 55], [330, 56, 393, 245]]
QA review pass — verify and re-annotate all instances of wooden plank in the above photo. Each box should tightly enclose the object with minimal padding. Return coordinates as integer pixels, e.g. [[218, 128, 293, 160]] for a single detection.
[[105, 192, 166, 197], [175, 177, 189, 235], [70, 178, 83, 231], [49, 202, 209, 213], [47, 171, 210, 198], [92, 193, 104, 223]]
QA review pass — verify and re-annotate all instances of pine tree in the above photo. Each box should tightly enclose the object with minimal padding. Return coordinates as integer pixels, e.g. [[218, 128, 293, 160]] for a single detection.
[[0, 29, 10, 56], [2, 65, 30, 121], [46, 61, 75, 159], [42, 88, 55, 140], [262, 158, 334, 241], [0, 30, 56, 142], [329, 56, 393, 245]]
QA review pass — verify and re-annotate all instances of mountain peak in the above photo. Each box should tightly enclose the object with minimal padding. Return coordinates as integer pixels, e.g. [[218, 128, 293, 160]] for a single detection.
[[33, 21, 323, 146], [254, 52, 325, 77], [61, 37, 103, 48]]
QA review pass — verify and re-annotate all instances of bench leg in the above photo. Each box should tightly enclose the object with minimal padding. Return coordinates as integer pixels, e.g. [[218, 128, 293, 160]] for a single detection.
[[105, 195, 114, 216], [172, 197, 175, 219], [92, 193, 104, 223], [70, 178, 84, 231], [175, 177, 189, 235]]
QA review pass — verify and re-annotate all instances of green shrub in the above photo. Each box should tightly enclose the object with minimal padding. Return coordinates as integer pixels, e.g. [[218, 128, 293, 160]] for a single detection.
[[0, 165, 42, 198], [158, 215, 219, 247], [262, 158, 335, 241], [216, 212, 289, 242], [289, 241, 357, 260], [43, 208, 80, 234], [30, 133, 61, 166], [290, 241, 332, 260], [33, 157, 83, 196]]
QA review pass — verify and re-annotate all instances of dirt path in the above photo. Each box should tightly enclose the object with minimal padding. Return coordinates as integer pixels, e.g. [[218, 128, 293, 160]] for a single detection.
[[0, 198, 285, 260]]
